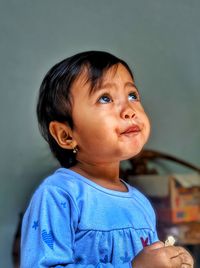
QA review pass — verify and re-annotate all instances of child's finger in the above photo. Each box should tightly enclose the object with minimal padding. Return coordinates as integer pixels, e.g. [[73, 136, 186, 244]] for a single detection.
[[178, 248, 194, 267], [171, 247, 194, 267], [147, 241, 165, 250], [171, 256, 193, 268]]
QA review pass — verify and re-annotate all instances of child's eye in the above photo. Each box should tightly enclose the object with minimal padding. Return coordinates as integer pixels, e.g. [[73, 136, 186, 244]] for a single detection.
[[128, 91, 139, 101], [98, 95, 112, 104]]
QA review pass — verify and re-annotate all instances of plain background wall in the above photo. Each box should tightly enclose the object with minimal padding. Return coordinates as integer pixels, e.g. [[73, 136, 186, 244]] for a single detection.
[[1, 0, 200, 266]]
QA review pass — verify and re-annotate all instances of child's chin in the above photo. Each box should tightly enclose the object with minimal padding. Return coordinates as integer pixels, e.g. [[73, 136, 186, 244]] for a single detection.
[[129, 147, 144, 158], [121, 149, 143, 161]]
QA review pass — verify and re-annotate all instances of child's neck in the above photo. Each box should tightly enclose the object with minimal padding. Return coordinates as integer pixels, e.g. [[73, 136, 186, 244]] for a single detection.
[[70, 161, 128, 192]]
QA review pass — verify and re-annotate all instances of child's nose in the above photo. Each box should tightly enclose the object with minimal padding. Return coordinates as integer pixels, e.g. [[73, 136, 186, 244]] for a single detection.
[[121, 106, 136, 120]]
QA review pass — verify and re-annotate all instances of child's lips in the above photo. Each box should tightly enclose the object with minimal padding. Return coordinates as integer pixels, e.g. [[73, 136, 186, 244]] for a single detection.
[[121, 124, 141, 135]]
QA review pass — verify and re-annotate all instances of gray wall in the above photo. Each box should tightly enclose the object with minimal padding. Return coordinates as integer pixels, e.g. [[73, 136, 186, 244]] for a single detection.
[[1, 0, 200, 267]]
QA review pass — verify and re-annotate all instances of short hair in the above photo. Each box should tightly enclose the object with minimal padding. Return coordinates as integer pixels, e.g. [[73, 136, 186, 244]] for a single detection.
[[36, 51, 134, 168]]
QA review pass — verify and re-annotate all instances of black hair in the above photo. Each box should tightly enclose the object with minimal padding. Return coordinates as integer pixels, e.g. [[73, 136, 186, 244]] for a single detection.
[[36, 51, 134, 168]]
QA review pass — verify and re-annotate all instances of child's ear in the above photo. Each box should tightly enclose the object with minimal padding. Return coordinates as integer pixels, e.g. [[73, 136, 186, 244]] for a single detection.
[[49, 121, 77, 150]]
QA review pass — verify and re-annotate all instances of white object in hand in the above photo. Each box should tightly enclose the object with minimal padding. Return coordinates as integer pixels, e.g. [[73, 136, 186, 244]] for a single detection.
[[165, 236, 176, 246]]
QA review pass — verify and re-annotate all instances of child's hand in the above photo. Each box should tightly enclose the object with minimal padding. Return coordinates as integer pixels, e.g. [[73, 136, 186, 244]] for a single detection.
[[132, 241, 194, 268]]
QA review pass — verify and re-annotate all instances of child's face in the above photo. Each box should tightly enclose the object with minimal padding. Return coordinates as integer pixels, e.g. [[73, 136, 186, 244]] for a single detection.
[[70, 63, 150, 164]]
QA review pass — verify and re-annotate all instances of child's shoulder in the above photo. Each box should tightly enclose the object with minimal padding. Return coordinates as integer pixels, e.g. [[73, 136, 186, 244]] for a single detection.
[[127, 181, 149, 200], [36, 167, 82, 195], [28, 168, 84, 208], [40, 167, 78, 187], [127, 182, 156, 218]]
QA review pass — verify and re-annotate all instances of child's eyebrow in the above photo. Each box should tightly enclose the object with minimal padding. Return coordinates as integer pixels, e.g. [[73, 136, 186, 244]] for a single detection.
[[89, 81, 139, 96], [99, 81, 138, 90]]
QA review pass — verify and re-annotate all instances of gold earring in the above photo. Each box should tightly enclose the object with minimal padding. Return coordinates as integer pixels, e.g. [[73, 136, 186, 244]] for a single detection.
[[73, 146, 78, 154]]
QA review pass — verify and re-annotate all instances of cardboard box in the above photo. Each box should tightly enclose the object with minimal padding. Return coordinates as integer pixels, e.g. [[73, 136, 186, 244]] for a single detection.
[[128, 173, 200, 223]]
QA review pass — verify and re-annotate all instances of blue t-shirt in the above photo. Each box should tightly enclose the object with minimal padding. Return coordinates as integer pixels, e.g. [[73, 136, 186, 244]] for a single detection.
[[21, 168, 158, 267]]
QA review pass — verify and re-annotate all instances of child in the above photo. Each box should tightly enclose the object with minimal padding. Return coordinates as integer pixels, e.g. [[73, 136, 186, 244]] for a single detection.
[[21, 51, 193, 267]]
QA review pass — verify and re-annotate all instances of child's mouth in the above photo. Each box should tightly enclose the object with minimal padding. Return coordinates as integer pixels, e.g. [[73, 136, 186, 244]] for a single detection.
[[121, 125, 141, 135]]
